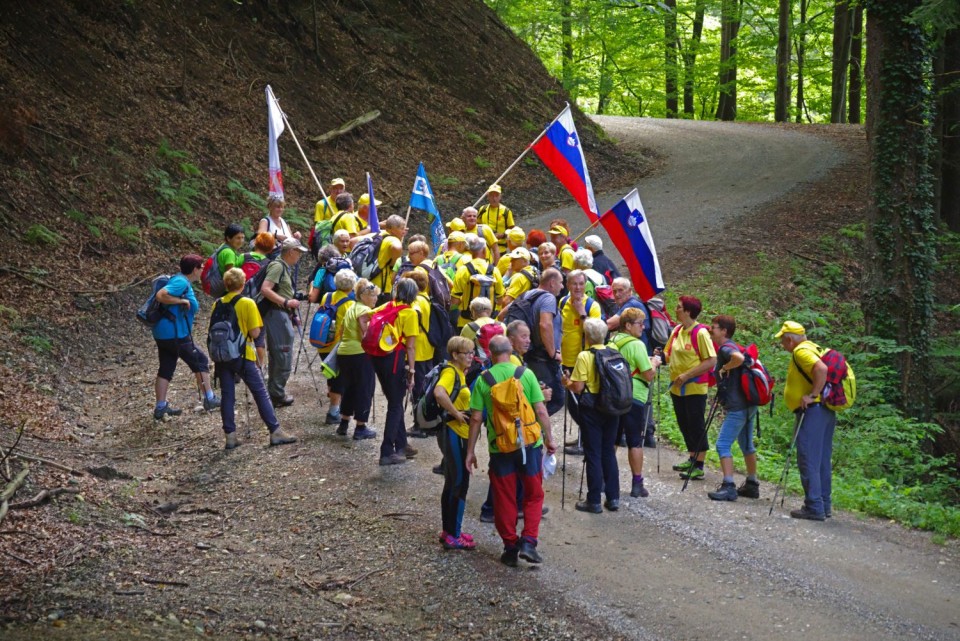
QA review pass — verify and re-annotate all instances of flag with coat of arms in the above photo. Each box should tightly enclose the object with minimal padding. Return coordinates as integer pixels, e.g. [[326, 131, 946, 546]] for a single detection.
[[598, 188, 665, 301], [408, 162, 445, 250]]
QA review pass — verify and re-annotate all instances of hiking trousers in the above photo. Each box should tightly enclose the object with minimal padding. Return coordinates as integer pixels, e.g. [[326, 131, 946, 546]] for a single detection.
[[372, 350, 409, 458], [337, 353, 374, 423], [440, 426, 470, 538], [263, 308, 294, 399], [671, 393, 709, 453], [218, 359, 279, 435], [489, 445, 544, 548], [794, 404, 836, 516], [580, 406, 620, 504]]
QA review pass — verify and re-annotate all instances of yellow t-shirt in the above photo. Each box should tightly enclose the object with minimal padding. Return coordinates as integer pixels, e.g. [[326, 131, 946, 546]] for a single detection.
[[571, 343, 606, 394], [338, 302, 371, 356], [464, 224, 498, 259], [378, 235, 403, 294], [784, 340, 823, 411], [478, 204, 515, 250], [504, 266, 538, 301], [558, 244, 576, 271], [664, 324, 717, 396], [509, 353, 524, 367], [370, 302, 420, 349], [438, 364, 471, 438], [450, 259, 505, 328], [461, 316, 499, 345], [217, 292, 262, 362], [559, 295, 601, 368], [412, 294, 435, 363], [314, 197, 338, 223], [496, 254, 512, 277], [317, 290, 355, 355], [333, 213, 369, 236]]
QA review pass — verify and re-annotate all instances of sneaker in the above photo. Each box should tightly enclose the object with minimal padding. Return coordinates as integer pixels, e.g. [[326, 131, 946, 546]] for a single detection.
[[432, 464, 444, 475], [630, 480, 649, 498], [353, 426, 377, 440], [575, 501, 602, 514], [224, 433, 239, 450], [442, 534, 477, 551], [324, 411, 341, 425], [407, 428, 430, 439], [269, 429, 297, 446], [402, 445, 419, 458], [438, 531, 475, 544], [479, 511, 495, 523], [825, 508, 833, 518], [708, 481, 738, 501], [564, 445, 584, 456], [672, 459, 695, 472], [790, 506, 826, 521], [336, 422, 348, 436], [541, 506, 550, 516], [679, 467, 705, 481], [500, 547, 519, 567], [378, 453, 407, 466], [604, 499, 620, 511], [153, 405, 182, 420], [737, 479, 760, 499], [203, 395, 221, 412], [518, 539, 542, 564]]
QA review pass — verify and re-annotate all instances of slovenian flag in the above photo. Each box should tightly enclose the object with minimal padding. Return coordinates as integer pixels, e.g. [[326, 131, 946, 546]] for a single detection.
[[366, 172, 381, 234], [409, 162, 445, 250], [599, 189, 665, 301], [531, 104, 598, 221], [265, 85, 285, 199]]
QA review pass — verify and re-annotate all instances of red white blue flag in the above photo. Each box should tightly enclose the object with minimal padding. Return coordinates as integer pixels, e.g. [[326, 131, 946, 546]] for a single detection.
[[599, 188, 665, 301], [531, 104, 598, 220], [265, 85, 285, 199]]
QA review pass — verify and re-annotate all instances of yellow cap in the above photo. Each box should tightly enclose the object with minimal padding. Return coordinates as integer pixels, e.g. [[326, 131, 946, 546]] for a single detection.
[[507, 227, 526, 244], [330, 177, 345, 187], [509, 247, 531, 262], [446, 217, 466, 231], [487, 184, 502, 194], [549, 225, 568, 237], [358, 193, 381, 207], [447, 231, 466, 243], [775, 320, 806, 338]]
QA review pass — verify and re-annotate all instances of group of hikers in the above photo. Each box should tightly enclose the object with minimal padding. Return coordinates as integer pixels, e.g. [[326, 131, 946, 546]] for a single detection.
[[146, 178, 845, 565]]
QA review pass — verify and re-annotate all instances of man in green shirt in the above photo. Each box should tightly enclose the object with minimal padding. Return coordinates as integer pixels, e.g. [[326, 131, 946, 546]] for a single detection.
[[260, 238, 308, 406]]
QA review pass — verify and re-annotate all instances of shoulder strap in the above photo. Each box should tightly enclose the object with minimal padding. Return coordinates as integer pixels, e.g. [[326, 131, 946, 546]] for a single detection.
[[466, 262, 478, 276], [485, 263, 494, 276], [467, 321, 479, 334], [559, 296, 568, 312], [481, 369, 497, 387], [791, 346, 821, 384], [329, 210, 347, 230], [513, 365, 526, 380], [690, 323, 708, 359]]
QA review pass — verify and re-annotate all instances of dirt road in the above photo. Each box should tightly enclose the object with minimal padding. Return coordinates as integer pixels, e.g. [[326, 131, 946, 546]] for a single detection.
[[3, 120, 957, 641]]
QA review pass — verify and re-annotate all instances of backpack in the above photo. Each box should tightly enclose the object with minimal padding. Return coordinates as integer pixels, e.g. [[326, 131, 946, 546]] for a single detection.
[[414, 362, 463, 432], [200, 244, 230, 298], [503, 289, 552, 352], [514, 267, 540, 290], [646, 297, 675, 349], [251, 258, 290, 316], [558, 296, 597, 323], [468, 321, 505, 359], [362, 303, 410, 358], [397, 261, 452, 311], [136, 274, 173, 327], [416, 295, 454, 360], [207, 296, 246, 366], [311, 211, 348, 256], [793, 345, 857, 412], [666, 323, 715, 387], [593, 285, 618, 319], [718, 341, 776, 406], [350, 234, 385, 280], [586, 347, 633, 416], [309, 292, 355, 350], [460, 262, 495, 320], [436, 252, 462, 281], [240, 255, 271, 299], [308, 256, 352, 300], [481, 366, 541, 454]]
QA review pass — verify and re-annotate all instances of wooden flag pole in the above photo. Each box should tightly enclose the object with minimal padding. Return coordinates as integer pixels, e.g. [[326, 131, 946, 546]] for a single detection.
[[269, 87, 330, 207]]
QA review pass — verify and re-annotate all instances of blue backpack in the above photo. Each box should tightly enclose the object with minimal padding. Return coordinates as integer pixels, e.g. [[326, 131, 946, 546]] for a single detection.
[[136, 275, 173, 327], [309, 292, 355, 349]]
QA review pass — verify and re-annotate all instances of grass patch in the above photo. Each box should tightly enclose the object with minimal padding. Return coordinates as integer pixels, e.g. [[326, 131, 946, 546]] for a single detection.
[[464, 131, 485, 146], [474, 156, 493, 169], [24, 224, 63, 247]]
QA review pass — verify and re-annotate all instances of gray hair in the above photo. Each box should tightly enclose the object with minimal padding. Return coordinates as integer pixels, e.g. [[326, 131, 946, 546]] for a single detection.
[[583, 317, 608, 344], [384, 215, 406, 231], [488, 335, 512, 357], [333, 229, 350, 242], [782, 332, 806, 342], [465, 234, 486, 253], [334, 269, 358, 292], [317, 244, 342, 264], [566, 269, 586, 285], [583, 235, 603, 251], [395, 278, 419, 304], [573, 248, 594, 269], [538, 241, 557, 254], [335, 193, 354, 210], [462, 206, 478, 217], [506, 320, 529, 339], [540, 268, 562, 286], [612, 277, 632, 291], [470, 297, 493, 318]]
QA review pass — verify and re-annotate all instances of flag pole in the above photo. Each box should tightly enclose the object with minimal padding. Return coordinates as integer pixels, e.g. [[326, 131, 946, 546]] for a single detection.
[[470, 103, 569, 209], [269, 87, 330, 207], [570, 209, 611, 246], [403, 205, 413, 227]]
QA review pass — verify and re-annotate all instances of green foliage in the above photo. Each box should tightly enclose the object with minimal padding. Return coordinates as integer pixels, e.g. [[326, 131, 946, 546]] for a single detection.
[[474, 156, 493, 169], [25, 333, 52, 354], [464, 131, 486, 146], [148, 140, 207, 215], [464, 107, 479, 116], [434, 174, 460, 186], [24, 224, 63, 247], [113, 220, 140, 246], [226, 178, 267, 211]]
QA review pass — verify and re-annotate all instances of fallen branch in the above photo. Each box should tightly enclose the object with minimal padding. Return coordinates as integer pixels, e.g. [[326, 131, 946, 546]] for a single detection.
[[1, 466, 30, 503], [114, 590, 145, 596], [0, 529, 46, 539], [127, 524, 176, 537], [10, 487, 80, 509], [785, 248, 830, 267], [10, 451, 85, 476], [380, 512, 420, 519], [2, 549, 36, 566], [142, 577, 190, 587], [0, 421, 26, 481], [307, 110, 380, 144], [295, 569, 319, 592], [348, 567, 384, 589]]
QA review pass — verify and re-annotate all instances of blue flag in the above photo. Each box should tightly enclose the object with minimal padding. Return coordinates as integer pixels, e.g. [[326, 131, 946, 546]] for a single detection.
[[409, 162, 445, 250], [366, 172, 381, 234]]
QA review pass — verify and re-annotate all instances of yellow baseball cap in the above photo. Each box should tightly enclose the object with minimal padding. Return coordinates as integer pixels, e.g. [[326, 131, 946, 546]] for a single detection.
[[447, 231, 466, 243], [358, 193, 381, 207], [330, 177, 345, 187], [549, 225, 568, 237], [487, 184, 502, 194], [507, 227, 526, 244], [775, 320, 806, 338], [446, 217, 466, 231], [509, 247, 531, 261]]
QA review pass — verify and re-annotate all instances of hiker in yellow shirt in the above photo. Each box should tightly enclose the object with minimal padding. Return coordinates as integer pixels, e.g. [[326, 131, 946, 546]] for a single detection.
[[477, 184, 515, 254], [314, 177, 345, 223], [461, 206, 499, 264]]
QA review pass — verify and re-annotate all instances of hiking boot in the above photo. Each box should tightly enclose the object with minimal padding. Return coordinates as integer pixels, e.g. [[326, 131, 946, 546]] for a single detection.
[[432, 464, 444, 475], [335, 424, 348, 436], [324, 411, 341, 425], [564, 445, 584, 456], [679, 467, 705, 481], [153, 405, 182, 420], [630, 479, 649, 498], [737, 479, 760, 499], [518, 539, 542, 564], [407, 428, 430, 439], [604, 499, 620, 512], [271, 395, 294, 408], [353, 426, 377, 440], [203, 395, 222, 412], [224, 433, 239, 450], [402, 445, 419, 458], [790, 506, 826, 521], [825, 508, 833, 518], [442, 534, 477, 551], [500, 547, 519, 567], [269, 429, 297, 447], [643, 431, 657, 448], [379, 453, 407, 466], [575, 501, 602, 514], [479, 511, 495, 523], [672, 459, 695, 472], [708, 481, 738, 501]]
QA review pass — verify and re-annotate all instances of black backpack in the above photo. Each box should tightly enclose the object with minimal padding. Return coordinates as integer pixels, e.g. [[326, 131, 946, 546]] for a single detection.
[[416, 296, 454, 362], [503, 289, 552, 352], [414, 362, 464, 432], [351, 234, 386, 281], [207, 297, 246, 370], [588, 346, 633, 416]]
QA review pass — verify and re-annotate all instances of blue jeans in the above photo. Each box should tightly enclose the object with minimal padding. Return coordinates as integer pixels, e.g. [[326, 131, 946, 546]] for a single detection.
[[218, 359, 279, 435], [794, 404, 836, 515], [715, 406, 758, 459]]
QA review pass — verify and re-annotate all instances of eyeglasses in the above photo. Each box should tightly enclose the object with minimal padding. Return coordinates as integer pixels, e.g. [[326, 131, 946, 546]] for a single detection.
[[452, 351, 473, 356]]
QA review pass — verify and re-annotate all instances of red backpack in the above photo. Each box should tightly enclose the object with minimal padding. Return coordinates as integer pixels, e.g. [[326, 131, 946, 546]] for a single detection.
[[667, 323, 715, 387], [200, 245, 229, 297], [720, 341, 776, 406], [362, 303, 410, 358]]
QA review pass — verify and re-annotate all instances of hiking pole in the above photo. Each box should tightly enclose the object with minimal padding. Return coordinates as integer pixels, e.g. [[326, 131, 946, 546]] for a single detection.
[[292, 305, 322, 396], [656, 366, 662, 474], [769, 410, 806, 516], [294, 301, 311, 374], [244, 385, 252, 440], [562, 388, 568, 511], [681, 394, 720, 493]]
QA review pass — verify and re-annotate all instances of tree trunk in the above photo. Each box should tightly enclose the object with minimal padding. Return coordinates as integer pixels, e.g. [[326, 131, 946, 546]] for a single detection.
[[716, 0, 741, 121], [664, 0, 679, 118], [682, 0, 706, 118], [598, 44, 612, 115], [935, 31, 960, 231], [775, 0, 791, 122], [831, 1, 853, 123], [848, 3, 863, 124], [795, 0, 807, 123], [863, 0, 937, 418], [561, 0, 574, 96]]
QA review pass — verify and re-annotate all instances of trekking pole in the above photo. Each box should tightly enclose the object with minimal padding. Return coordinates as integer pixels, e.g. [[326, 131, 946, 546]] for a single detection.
[[294, 301, 311, 374], [769, 410, 806, 516], [681, 393, 720, 493], [562, 391, 568, 511], [578, 454, 586, 501], [244, 385, 252, 440], [655, 367, 662, 474], [291, 305, 322, 395]]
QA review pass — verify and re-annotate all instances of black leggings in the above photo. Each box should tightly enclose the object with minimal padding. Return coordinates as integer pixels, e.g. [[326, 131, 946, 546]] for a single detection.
[[671, 393, 709, 453]]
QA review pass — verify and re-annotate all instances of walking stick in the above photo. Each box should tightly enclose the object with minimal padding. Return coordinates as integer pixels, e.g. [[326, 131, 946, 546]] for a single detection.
[[291, 304, 322, 395], [562, 388, 568, 511], [294, 301, 311, 374], [770, 410, 806, 516], [655, 366, 662, 474], [681, 394, 720, 493]]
